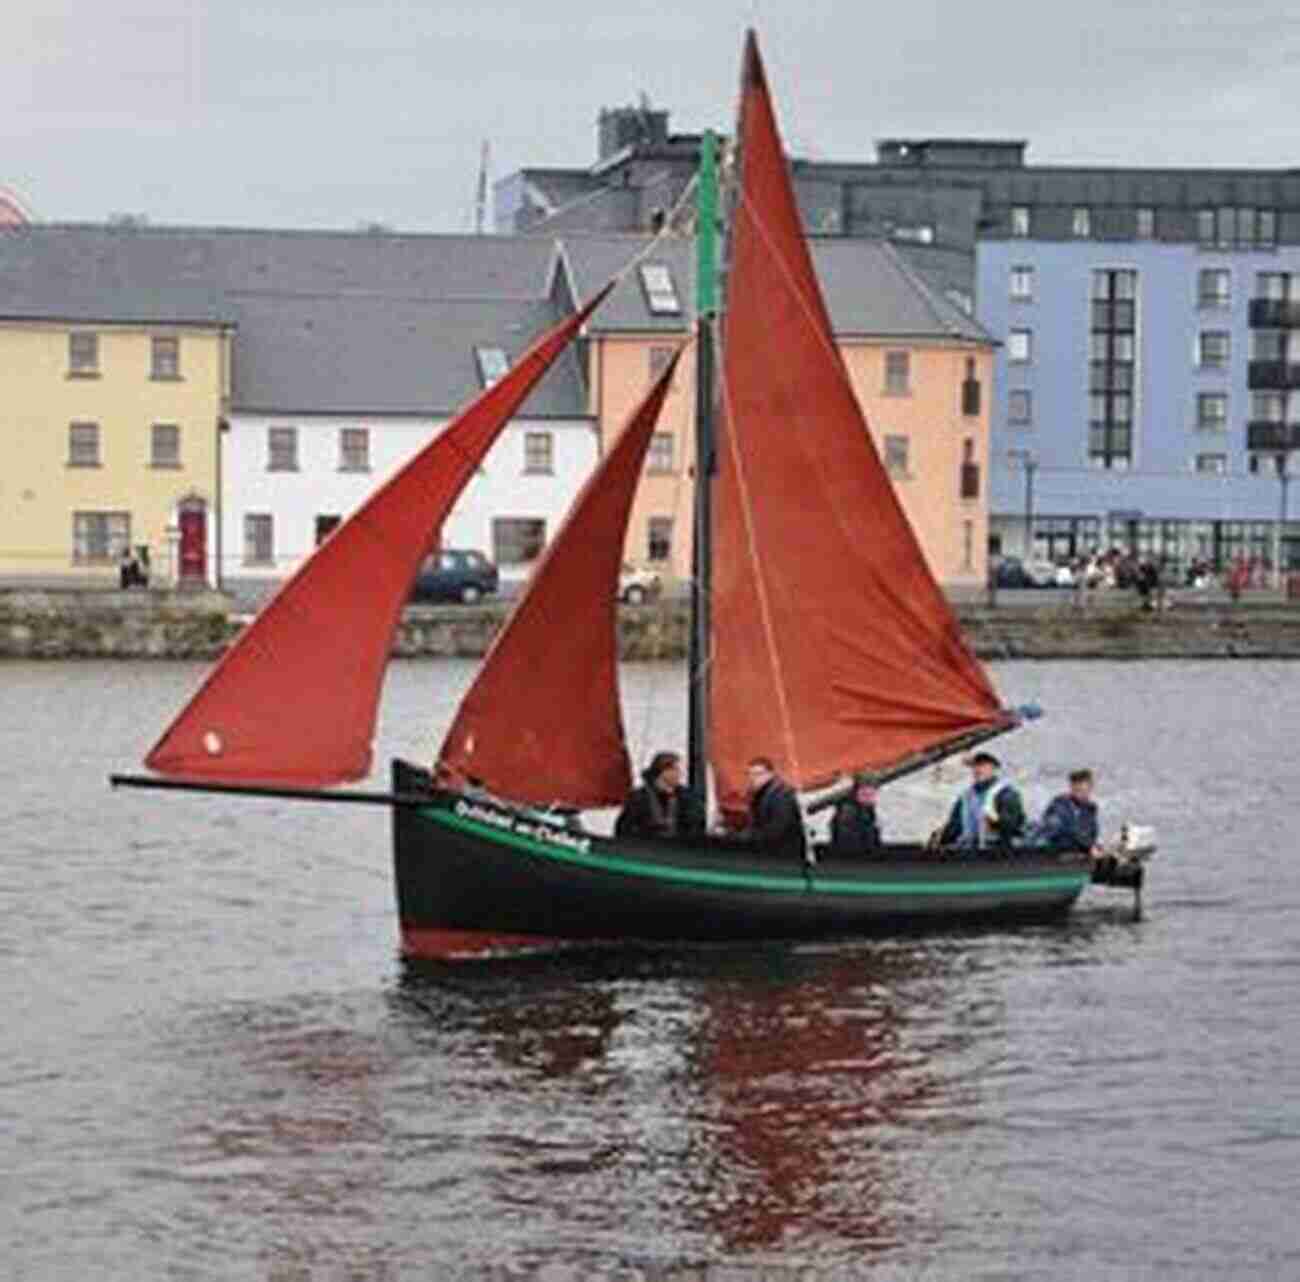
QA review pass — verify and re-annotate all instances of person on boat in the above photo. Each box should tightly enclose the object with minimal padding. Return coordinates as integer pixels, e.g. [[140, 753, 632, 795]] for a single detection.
[[615, 751, 705, 841], [745, 756, 808, 861], [830, 775, 882, 857], [935, 751, 1025, 850], [1038, 768, 1104, 856]]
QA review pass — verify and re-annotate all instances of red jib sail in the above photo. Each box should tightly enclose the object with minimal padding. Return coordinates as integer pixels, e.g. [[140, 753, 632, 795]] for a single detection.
[[145, 286, 612, 786], [709, 32, 1009, 815], [438, 349, 684, 807]]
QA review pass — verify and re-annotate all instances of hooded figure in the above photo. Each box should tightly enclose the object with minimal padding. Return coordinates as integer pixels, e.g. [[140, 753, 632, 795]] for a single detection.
[[615, 752, 705, 841]]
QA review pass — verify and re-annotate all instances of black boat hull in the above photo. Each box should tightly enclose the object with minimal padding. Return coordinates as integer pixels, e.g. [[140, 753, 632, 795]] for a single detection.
[[391, 761, 1092, 960]]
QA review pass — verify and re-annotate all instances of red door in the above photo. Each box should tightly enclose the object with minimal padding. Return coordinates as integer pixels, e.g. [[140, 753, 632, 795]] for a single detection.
[[178, 505, 206, 585]]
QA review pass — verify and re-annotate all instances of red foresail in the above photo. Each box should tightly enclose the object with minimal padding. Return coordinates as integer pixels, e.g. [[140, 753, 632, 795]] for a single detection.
[[145, 287, 612, 786], [438, 349, 683, 807], [709, 32, 1008, 815]]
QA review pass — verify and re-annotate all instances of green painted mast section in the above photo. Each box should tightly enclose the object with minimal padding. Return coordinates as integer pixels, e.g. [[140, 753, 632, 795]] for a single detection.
[[687, 130, 718, 809]]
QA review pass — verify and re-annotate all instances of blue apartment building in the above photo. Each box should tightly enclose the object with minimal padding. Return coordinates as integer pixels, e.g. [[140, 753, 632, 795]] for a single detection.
[[979, 235, 1300, 573]]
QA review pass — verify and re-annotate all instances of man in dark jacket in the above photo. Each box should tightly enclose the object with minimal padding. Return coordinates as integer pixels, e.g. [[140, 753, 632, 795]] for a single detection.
[[830, 775, 882, 857], [745, 756, 807, 861], [615, 751, 705, 841], [936, 752, 1026, 850], [1038, 768, 1102, 855]]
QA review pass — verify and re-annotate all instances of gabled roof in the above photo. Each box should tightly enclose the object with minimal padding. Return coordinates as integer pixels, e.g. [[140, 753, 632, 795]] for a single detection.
[[229, 293, 586, 417], [560, 232, 992, 343], [0, 225, 585, 416]]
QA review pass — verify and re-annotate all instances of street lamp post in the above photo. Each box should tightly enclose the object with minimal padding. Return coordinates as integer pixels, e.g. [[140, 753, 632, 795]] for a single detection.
[[1277, 451, 1292, 593], [1008, 449, 1038, 559]]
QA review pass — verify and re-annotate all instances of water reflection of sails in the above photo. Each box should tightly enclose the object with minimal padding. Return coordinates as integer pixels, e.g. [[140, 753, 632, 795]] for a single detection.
[[689, 948, 946, 1255]]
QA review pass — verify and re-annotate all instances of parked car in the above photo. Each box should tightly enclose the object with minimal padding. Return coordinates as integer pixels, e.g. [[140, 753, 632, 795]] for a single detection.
[[993, 556, 1050, 589], [410, 549, 499, 604], [619, 564, 662, 605]]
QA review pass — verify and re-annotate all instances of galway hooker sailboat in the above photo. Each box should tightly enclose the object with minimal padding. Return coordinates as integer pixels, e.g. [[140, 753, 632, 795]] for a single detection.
[[115, 32, 1123, 960]]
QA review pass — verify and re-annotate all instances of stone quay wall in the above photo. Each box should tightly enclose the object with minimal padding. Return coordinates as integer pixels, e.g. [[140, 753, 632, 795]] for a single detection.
[[4, 589, 1300, 661]]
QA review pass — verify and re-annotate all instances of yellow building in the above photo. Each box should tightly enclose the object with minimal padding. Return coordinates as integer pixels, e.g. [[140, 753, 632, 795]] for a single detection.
[[566, 235, 995, 588], [0, 302, 233, 587]]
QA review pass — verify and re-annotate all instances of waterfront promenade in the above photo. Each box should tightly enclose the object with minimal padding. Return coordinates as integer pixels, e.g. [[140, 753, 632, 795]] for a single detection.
[[4, 585, 1300, 661]]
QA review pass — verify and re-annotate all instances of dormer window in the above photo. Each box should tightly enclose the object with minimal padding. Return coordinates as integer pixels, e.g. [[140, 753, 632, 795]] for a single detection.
[[475, 346, 509, 388], [639, 263, 681, 315]]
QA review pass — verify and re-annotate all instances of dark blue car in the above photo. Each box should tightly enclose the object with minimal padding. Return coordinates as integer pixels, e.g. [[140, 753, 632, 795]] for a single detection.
[[410, 549, 499, 604]]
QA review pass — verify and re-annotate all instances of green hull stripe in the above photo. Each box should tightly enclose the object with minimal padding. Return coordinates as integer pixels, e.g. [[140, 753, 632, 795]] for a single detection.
[[424, 809, 1088, 898]]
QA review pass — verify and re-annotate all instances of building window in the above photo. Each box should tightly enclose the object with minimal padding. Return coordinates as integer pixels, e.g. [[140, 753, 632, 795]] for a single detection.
[[646, 432, 675, 474], [1089, 268, 1139, 468], [68, 421, 100, 467], [72, 511, 130, 564], [1251, 391, 1285, 422], [523, 430, 554, 475], [1200, 206, 1275, 249], [962, 519, 975, 570], [1198, 269, 1231, 308], [639, 263, 681, 315], [1071, 207, 1092, 238], [648, 344, 677, 381], [1136, 207, 1155, 239], [1008, 329, 1032, 364], [1196, 392, 1228, 429], [884, 350, 910, 395], [492, 517, 546, 565], [1197, 331, 1230, 370], [883, 434, 910, 477], [68, 332, 99, 376], [475, 346, 509, 388], [647, 516, 673, 562], [267, 426, 298, 471], [1252, 328, 1286, 361], [1008, 389, 1032, 425], [1010, 266, 1034, 301], [243, 513, 274, 565], [150, 423, 180, 467], [1195, 453, 1228, 475], [1257, 272, 1290, 301], [315, 514, 341, 545], [150, 336, 180, 380], [339, 427, 369, 471], [960, 438, 980, 499], [1010, 206, 1030, 237]]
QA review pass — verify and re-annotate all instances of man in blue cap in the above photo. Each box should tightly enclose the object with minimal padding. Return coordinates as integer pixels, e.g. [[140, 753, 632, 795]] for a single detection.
[[935, 751, 1026, 851]]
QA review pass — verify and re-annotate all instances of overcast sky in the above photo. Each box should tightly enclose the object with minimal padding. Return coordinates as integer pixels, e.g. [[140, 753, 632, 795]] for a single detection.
[[4, 0, 1299, 231]]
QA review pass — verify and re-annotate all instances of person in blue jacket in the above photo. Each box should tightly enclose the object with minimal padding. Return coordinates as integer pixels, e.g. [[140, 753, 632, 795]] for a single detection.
[[1038, 768, 1103, 855]]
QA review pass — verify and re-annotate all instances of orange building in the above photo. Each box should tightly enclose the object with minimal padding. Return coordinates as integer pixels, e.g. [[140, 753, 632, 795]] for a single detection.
[[564, 235, 995, 588]]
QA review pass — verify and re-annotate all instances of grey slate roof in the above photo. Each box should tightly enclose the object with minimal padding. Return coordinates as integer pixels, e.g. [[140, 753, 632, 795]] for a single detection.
[[0, 222, 987, 418], [560, 233, 992, 343], [0, 225, 583, 416], [229, 293, 586, 417]]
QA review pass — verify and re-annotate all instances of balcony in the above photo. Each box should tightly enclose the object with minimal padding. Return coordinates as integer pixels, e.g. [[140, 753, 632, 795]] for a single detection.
[[1249, 298, 1300, 328], [961, 378, 981, 416], [1246, 422, 1300, 452], [1247, 361, 1300, 390]]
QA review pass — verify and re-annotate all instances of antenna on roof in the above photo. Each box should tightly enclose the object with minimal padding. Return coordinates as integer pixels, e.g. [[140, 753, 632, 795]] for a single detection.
[[475, 139, 491, 235]]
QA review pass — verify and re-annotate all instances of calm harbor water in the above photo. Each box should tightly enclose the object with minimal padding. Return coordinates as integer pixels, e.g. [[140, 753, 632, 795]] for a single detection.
[[3, 659, 1299, 1280]]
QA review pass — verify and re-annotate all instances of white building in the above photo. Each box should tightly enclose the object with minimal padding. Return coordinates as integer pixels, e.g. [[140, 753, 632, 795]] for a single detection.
[[218, 282, 597, 600], [223, 412, 596, 597]]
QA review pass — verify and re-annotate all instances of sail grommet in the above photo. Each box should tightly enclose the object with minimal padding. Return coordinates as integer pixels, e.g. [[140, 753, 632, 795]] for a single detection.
[[203, 731, 223, 756]]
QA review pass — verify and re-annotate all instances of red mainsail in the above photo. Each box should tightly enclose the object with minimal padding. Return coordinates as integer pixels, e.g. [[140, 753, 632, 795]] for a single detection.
[[145, 287, 612, 786], [709, 33, 1008, 815], [438, 350, 684, 807]]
